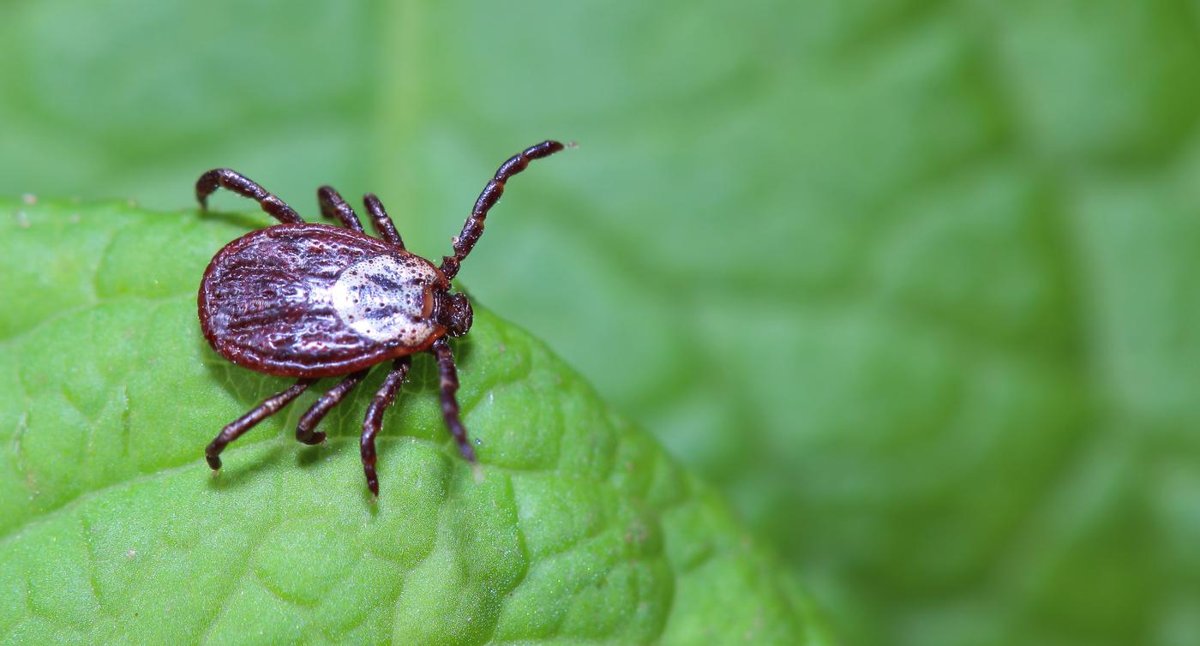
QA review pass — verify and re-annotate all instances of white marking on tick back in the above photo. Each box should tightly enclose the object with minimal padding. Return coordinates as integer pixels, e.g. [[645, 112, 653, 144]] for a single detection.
[[331, 254, 437, 345]]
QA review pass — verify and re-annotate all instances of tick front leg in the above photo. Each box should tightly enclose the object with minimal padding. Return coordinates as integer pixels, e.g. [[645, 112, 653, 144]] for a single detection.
[[295, 369, 370, 445], [317, 186, 365, 233], [196, 168, 304, 225], [432, 338, 478, 463], [360, 357, 411, 495], [206, 379, 316, 470], [440, 140, 566, 280], [363, 194, 404, 249]]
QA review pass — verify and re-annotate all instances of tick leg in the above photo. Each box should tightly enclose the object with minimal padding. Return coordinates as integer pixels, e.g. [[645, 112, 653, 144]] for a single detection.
[[196, 168, 304, 225], [317, 186, 365, 233], [360, 357, 411, 496], [206, 379, 316, 470], [440, 140, 566, 280], [295, 369, 369, 445], [432, 338, 478, 463], [363, 194, 404, 249]]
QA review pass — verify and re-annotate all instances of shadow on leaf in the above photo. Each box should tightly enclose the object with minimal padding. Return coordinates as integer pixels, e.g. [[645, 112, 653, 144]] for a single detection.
[[206, 444, 287, 491]]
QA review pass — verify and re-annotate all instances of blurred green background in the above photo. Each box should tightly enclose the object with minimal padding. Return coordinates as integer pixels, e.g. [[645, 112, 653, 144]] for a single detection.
[[3, 1, 1199, 644]]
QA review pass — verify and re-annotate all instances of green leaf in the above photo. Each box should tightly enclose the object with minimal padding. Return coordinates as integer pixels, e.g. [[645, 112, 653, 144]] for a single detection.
[[0, 200, 829, 644]]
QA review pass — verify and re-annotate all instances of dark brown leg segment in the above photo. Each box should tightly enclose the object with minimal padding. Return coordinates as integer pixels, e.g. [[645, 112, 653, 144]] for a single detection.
[[360, 357, 411, 495], [440, 140, 566, 280], [432, 338, 478, 463], [295, 369, 370, 445], [317, 186, 365, 233], [363, 194, 404, 249], [196, 168, 304, 224], [206, 379, 316, 470]]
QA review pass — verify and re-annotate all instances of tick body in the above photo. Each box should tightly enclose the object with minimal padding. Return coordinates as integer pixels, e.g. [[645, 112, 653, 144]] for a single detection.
[[196, 140, 566, 494]]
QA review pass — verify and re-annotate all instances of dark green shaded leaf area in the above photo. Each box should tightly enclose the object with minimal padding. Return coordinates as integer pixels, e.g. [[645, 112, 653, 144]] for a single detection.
[[0, 201, 829, 645]]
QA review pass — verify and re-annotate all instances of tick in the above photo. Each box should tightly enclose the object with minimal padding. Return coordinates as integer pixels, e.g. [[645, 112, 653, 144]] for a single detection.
[[196, 140, 566, 494]]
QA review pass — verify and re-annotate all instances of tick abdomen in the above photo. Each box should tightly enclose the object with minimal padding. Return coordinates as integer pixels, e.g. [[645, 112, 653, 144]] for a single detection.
[[199, 224, 445, 377]]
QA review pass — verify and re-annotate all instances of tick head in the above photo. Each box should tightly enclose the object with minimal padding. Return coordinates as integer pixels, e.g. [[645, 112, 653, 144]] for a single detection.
[[437, 291, 473, 337]]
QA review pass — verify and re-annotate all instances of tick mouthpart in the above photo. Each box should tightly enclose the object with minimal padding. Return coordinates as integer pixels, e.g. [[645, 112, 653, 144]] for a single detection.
[[438, 292, 473, 337]]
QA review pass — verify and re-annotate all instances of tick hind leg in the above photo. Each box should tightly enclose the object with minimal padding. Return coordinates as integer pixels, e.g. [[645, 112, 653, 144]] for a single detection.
[[432, 338, 478, 463], [295, 369, 370, 445], [206, 379, 316, 470], [360, 357, 412, 495], [317, 186, 365, 233], [196, 168, 303, 224]]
